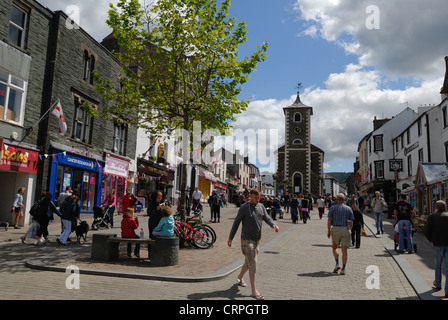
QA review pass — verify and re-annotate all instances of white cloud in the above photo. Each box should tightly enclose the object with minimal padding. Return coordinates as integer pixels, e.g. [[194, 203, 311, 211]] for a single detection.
[[294, 0, 448, 80]]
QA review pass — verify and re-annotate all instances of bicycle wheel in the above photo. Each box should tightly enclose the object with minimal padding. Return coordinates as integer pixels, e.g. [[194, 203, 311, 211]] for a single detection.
[[200, 224, 217, 244], [191, 226, 214, 249]]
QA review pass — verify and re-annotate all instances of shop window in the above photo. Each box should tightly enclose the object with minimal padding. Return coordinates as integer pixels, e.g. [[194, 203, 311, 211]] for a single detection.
[[8, 4, 28, 49], [113, 123, 127, 155], [0, 68, 26, 124], [73, 99, 93, 144]]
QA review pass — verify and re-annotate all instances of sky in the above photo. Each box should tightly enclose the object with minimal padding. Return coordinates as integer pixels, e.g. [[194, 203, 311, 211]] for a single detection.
[[37, 0, 448, 173]]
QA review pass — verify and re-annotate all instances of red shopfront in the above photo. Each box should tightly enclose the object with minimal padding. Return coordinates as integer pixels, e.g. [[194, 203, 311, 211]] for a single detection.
[[0, 140, 39, 226], [102, 153, 131, 214]]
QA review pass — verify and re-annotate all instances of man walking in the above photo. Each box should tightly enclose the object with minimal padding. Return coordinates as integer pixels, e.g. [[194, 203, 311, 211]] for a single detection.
[[393, 194, 415, 254], [327, 193, 354, 275], [425, 200, 448, 298], [228, 188, 279, 300], [372, 191, 386, 234]]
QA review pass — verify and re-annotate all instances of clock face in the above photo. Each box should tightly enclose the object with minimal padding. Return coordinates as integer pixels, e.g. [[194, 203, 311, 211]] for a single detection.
[[294, 126, 302, 134]]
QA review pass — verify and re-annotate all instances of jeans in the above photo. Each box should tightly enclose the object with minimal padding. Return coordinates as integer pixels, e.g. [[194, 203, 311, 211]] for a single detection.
[[397, 219, 413, 252], [107, 205, 116, 227], [291, 207, 299, 222], [59, 219, 72, 244], [374, 211, 383, 232], [434, 246, 448, 293]]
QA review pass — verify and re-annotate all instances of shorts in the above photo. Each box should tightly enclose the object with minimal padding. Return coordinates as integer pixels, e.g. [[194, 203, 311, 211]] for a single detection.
[[331, 226, 351, 247], [14, 207, 22, 213], [241, 239, 260, 272]]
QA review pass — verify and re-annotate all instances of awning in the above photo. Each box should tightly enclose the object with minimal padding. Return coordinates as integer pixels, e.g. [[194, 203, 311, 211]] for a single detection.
[[198, 167, 217, 182]]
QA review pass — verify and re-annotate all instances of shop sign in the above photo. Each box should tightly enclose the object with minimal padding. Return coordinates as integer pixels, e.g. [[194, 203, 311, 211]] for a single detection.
[[0, 143, 39, 174], [104, 154, 129, 178], [60, 154, 96, 170]]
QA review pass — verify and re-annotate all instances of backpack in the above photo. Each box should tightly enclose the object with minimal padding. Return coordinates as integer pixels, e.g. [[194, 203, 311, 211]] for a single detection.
[[29, 199, 42, 217], [213, 195, 220, 206]]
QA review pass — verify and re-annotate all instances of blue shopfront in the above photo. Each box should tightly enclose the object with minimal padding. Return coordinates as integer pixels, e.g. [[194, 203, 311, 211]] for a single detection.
[[49, 151, 104, 212]]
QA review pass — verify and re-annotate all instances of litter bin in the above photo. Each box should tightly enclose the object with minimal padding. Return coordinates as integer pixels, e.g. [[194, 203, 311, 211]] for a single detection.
[[91, 233, 118, 261]]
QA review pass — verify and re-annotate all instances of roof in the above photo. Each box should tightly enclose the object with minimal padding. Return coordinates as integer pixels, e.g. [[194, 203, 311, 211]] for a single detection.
[[283, 92, 313, 115]]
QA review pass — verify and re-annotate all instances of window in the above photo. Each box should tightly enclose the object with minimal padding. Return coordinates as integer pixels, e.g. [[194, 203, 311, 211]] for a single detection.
[[83, 51, 95, 85], [417, 120, 422, 136], [445, 142, 448, 162], [113, 123, 127, 155], [293, 139, 302, 145], [72, 99, 93, 143], [294, 112, 302, 122], [373, 134, 383, 152], [406, 129, 410, 145], [8, 5, 28, 48], [443, 107, 448, 129], [418, 148, 424, 162], [0, 68, 26, 124], [407, 155, 412, 176], [374, 161, 384, 179]]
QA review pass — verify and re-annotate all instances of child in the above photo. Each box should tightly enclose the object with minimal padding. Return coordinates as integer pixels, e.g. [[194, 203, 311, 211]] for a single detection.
[[121, 208, 140, 258], [152, 206, 175, 237]]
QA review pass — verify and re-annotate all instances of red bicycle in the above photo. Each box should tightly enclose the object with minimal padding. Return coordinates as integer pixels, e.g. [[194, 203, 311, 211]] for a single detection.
[[174, 220, 215, 249]]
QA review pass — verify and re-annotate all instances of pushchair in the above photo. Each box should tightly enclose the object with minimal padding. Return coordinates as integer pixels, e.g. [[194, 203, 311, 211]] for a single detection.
[[91, 206, 111, 230], [394, 223, 417, 253]]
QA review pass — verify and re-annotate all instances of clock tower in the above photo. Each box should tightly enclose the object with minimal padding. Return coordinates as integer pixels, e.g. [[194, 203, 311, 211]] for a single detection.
[[283, 91, 314, 194]]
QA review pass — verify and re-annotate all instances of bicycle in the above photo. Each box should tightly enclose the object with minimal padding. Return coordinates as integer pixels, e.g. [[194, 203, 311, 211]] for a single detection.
[[174, 220, 215, 249]]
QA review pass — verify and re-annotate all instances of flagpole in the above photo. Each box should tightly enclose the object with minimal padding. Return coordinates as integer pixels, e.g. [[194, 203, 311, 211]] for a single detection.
[[17, 99, 60, 146]]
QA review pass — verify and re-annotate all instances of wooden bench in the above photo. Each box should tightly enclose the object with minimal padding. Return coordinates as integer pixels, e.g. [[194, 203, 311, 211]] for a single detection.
[[91, 233, 179, 266]]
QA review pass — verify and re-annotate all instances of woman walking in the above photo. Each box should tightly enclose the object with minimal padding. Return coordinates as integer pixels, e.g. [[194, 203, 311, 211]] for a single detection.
[[57, 195, 79, 246], [102, 189, 116, 228], [11, 188, 25, 229]]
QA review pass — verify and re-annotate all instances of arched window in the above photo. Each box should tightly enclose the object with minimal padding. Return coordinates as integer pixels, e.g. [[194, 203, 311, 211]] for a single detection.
[[294, 112, 302, 122], [293, 139, 303, 145]]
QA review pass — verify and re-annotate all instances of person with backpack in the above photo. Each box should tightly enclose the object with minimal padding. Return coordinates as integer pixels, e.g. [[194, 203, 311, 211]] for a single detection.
[[209, 191, 222, 223], [33, 192, 61, 246]]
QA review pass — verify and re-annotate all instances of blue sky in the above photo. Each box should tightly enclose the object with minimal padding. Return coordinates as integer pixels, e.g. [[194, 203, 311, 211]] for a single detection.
[[38, 0, 448, 174]]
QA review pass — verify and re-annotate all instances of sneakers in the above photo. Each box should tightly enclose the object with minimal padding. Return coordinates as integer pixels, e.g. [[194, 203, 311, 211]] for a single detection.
[[333, 265, 346, 275]]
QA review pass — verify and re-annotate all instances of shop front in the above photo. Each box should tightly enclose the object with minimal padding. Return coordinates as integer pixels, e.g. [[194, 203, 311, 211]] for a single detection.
[[136, 157, 175, 203], [412, 162, 448, 217], [102, 153, 131, 214], [49, 150, 103, 213], [0, 140, 39, 226]]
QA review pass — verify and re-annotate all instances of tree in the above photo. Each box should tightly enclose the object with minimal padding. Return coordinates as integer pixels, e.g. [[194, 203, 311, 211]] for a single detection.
[[95, 0, 268, 220]]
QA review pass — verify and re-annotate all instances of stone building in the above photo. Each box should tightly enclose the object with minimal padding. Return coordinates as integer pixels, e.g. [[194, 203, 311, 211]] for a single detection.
[[0, 0, 137, 225], [276, 92, 324, 196]]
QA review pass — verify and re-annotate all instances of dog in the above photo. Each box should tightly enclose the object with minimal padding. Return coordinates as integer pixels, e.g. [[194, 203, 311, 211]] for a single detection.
[[75, 221, 89, 243], [0, 221, 9, 231]]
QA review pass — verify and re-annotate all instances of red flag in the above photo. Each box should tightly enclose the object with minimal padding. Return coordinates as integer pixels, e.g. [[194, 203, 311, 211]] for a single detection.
[[51, 100, 67, 136]]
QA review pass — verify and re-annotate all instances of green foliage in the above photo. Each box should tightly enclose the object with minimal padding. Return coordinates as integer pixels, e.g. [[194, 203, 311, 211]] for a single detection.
[[95, 0, 268, 137]]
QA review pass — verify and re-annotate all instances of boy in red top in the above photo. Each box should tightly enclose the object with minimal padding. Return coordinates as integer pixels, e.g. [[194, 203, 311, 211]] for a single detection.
[[121, 208, 140, 258]]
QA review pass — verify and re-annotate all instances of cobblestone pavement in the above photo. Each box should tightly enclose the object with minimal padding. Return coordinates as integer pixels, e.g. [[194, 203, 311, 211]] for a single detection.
[[0, 204, 445, 304]]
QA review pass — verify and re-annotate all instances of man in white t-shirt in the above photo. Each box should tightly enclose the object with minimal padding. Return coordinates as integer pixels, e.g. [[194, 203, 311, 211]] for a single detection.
[[192, 187, 203, 212], [317, 196, 325, 219]]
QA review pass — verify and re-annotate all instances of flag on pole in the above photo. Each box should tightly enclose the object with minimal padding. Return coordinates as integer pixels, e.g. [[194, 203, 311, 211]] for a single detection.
[[51, 100, 67, 136]]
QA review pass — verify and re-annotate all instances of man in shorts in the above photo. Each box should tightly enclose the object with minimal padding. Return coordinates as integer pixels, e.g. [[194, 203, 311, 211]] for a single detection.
[[327, 193, 354, 275], [228, 188, 279, 300]]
